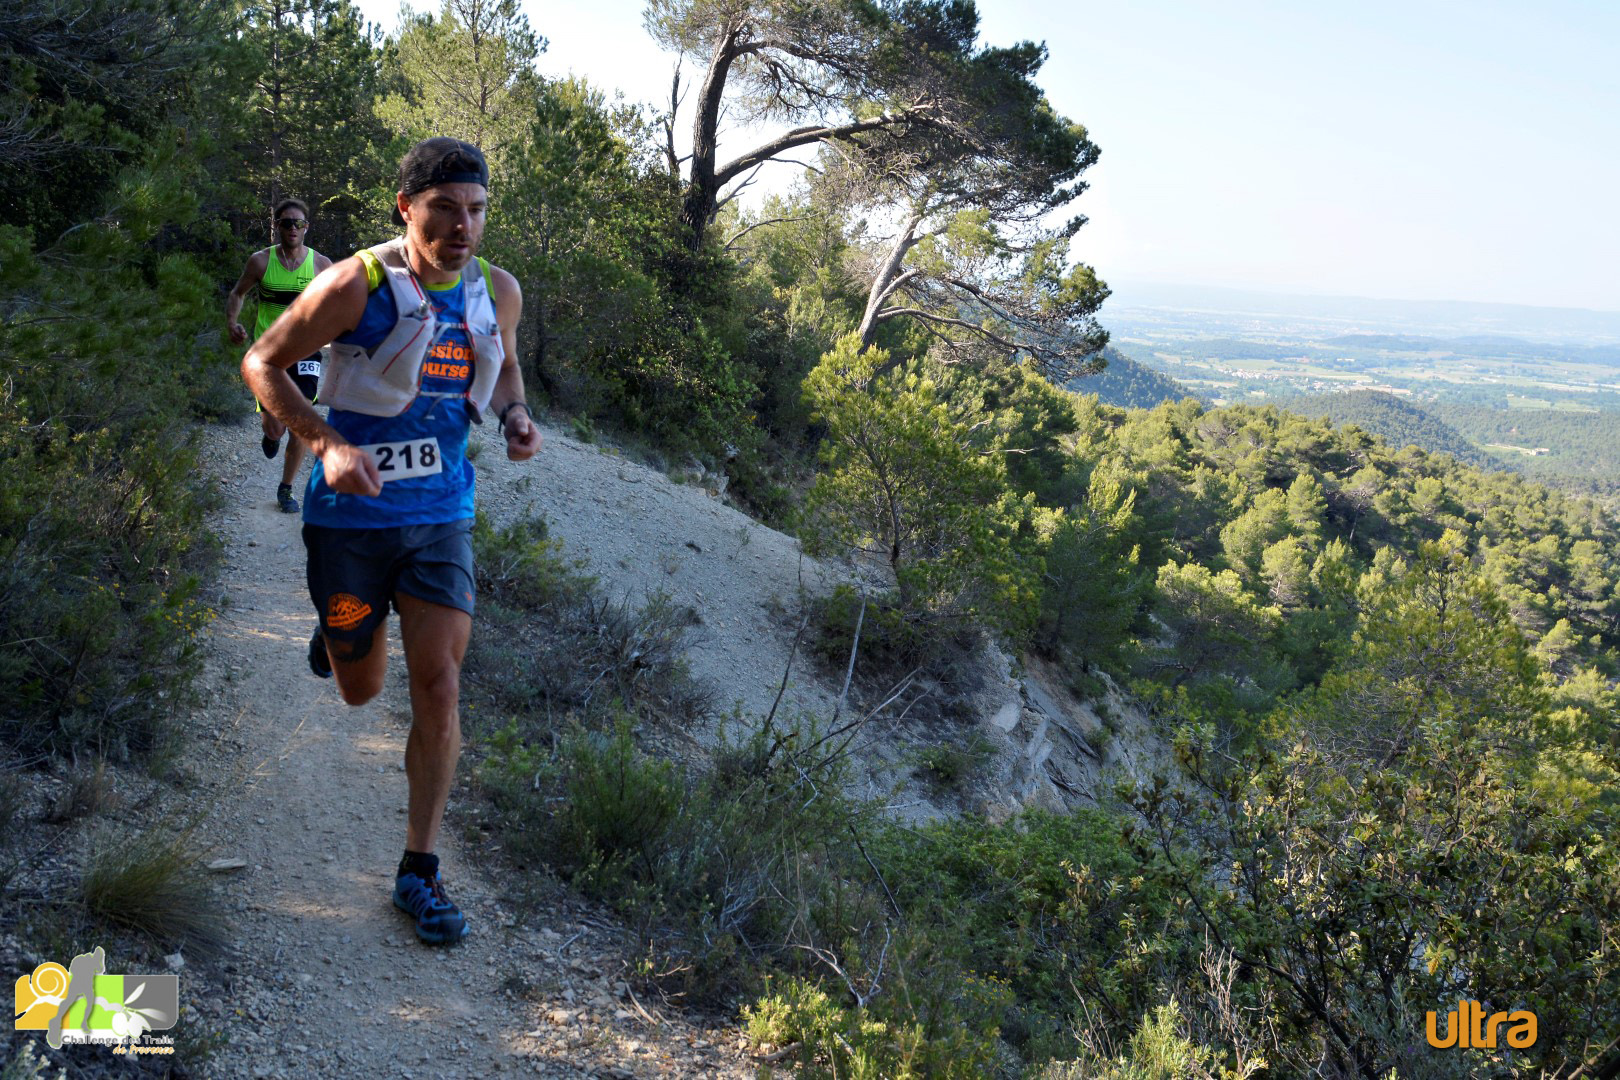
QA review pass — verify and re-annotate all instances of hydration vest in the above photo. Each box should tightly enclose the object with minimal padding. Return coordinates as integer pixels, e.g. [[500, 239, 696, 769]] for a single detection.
[[321, 238, 503, 421]]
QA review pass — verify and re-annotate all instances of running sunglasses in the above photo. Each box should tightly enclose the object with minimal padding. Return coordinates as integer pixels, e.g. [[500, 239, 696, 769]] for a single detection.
[[277, 217, 308, 228]]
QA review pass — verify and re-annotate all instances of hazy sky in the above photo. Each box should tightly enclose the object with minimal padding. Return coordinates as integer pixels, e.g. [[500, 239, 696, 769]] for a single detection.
[[352, 0, 1620, 312]]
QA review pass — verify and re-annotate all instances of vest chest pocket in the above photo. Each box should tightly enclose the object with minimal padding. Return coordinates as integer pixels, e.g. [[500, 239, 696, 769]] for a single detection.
[[359, 437, 443, 482]]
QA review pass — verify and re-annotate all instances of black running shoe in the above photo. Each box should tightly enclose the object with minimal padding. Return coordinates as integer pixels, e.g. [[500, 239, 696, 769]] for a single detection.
[[308, 624, 332, 679], [261, 435, 280, 459], [276, 484, 299, 514]]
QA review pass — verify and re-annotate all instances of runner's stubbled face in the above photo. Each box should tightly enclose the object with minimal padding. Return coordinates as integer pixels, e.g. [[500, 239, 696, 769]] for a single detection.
[[401, 183, 486, 274]]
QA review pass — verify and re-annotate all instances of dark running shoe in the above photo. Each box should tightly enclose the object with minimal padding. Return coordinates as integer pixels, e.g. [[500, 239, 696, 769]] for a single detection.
[[393, 870, 469, 944], [276, 484, 299, 514], [307, 624, 332, 679], [261, 434, 280, 459]]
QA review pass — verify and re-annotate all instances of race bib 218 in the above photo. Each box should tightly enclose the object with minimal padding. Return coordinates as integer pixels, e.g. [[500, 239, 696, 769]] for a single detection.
[[358, 438, 442, 482]]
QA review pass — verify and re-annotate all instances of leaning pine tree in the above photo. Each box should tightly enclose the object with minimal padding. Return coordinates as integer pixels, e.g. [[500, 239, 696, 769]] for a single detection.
[[648, 0, 1110, 380]]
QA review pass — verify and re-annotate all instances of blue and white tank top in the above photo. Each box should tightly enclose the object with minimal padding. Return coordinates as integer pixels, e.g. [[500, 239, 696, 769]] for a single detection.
[[303, 261, 491, 527]]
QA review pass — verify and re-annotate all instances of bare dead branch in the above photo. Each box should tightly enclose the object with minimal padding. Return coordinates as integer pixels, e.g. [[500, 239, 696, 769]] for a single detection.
[[722, 214, 817, 251]]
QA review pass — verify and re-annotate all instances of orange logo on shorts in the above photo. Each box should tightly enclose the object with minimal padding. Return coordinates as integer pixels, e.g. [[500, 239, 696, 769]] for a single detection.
[[327, 593, 372, 631]]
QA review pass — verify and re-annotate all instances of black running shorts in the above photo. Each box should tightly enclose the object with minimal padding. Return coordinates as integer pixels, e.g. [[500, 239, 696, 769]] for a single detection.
[[303, 519, 475, 657]]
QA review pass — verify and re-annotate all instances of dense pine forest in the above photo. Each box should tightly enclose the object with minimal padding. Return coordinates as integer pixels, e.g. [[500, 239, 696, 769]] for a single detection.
[[2, 1, 1616, 1077], [1080, 347, 1198, 410], [1270, 390, 1497, 472], [1276, 390, 1620, 499]]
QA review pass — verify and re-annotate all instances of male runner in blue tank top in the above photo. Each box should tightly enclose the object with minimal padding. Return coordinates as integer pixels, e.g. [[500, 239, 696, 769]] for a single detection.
[[241, 137, 541, 944]]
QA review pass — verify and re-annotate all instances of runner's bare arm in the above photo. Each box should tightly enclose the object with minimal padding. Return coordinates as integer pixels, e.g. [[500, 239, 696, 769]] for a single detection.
[[487, 264, 540, 461], [226, 250, 268, 346], [242, 257, 382, 495]]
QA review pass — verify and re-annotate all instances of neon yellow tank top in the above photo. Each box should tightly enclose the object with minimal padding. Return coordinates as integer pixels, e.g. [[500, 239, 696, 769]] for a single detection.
[[253, 247, 317, 338]]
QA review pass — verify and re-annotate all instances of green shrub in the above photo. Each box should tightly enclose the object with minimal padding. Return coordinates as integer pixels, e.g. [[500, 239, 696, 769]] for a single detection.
[[465, 513, 712, 727], [560, 720, 682, 881], [0, 224, 225, 763], [475, 722, 555, 867], [867, 810, 1188, 1061], [742, 969, 1011, 1080], [471, 513, 596, 611], [481, 712, 1198, 1070], [480, 712, 874, 997], [800, 337, 1040, 636], [1034, 1001, 1259, 1080], [1067, 669, 1109, 702], [1086, 722, 1113, 758], [809, 585, 960, 687], [917, 736, 993, 788], [722, 445, 798, 529]]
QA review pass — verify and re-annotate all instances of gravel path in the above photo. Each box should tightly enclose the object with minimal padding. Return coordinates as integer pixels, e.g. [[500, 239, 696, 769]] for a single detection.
[[180, 416, 832, 1079]]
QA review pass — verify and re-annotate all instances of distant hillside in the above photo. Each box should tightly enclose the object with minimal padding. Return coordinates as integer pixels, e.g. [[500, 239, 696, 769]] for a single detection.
[[1274, 390, 1499, 470], [1427, 402, 1620, 495], [1169, 338, 1316, 361], [1321, 332, 1620, 366], [1317, 334, 1446, 352], [1073, 347, 1199, 409]]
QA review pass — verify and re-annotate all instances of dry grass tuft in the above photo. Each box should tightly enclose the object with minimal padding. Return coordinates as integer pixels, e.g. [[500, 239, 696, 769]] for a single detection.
[[80, 825, 227, 959], [45, 761, 118, 824]]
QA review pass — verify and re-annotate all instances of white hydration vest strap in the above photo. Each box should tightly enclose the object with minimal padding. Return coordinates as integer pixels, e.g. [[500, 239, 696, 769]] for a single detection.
[[320, 238, 504, 419]]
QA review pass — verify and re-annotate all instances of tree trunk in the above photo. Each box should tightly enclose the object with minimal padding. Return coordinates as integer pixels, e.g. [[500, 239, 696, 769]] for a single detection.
[[680, 22, 741, 253], [857, 210, 924, 347], [268, 0, 286, 213], [527, 235, 559, 401], [528, 308, 558, 403]]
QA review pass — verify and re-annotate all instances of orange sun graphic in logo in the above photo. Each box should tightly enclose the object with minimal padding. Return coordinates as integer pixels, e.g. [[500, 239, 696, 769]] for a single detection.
[[327, 593, 372, 631]]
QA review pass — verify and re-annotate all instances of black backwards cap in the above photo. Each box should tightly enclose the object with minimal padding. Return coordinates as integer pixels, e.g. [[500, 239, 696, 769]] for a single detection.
[[391, 137, 490, 225]]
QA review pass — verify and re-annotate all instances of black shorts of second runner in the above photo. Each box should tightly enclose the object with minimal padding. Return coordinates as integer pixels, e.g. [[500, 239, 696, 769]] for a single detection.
[[254, 357, 321, 412], [304, 519, 475, 660]]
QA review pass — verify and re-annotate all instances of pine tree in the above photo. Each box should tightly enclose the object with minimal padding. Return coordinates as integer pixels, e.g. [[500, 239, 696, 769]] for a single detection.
[[240, 0, 391, 253], [801, 334, 1034, 631]]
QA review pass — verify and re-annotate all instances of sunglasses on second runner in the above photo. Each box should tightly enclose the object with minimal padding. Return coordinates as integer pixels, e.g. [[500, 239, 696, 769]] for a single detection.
[[277, 218, 308, 229]]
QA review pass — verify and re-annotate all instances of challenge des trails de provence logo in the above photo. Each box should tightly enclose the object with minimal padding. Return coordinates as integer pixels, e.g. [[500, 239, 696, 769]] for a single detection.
[[15, 946, 179, 1053]]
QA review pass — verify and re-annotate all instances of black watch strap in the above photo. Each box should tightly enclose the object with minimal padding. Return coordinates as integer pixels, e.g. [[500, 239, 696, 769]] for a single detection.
[[498, 400, 530, 429]]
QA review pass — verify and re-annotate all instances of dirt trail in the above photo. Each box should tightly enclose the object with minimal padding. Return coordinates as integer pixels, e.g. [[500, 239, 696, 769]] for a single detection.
[[185, 417, 782, 1079]]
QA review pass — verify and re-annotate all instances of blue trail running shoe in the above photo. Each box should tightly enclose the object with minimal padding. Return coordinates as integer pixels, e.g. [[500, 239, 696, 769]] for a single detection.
[[393, 869, 469, 944]]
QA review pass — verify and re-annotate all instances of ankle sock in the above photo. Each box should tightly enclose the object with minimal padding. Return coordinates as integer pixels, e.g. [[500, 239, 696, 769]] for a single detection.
[[399, 850, 439, 880]]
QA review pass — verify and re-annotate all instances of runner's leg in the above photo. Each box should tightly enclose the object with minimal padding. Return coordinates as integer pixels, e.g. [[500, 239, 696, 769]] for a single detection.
[[282, 435, 305, 487], [327, 620, 388, 706], [260, 409, 286, 443], [395, 592, 471, 854], [277, 370, 318, 504]]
